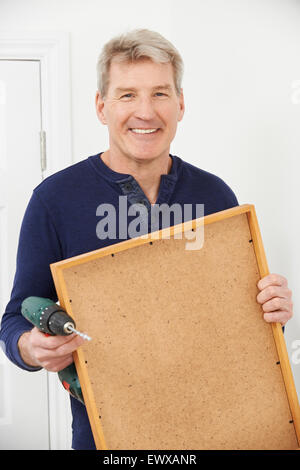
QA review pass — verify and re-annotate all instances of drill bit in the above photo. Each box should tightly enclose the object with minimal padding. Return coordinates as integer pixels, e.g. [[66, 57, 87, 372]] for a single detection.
[[64, 322, 92, 341]]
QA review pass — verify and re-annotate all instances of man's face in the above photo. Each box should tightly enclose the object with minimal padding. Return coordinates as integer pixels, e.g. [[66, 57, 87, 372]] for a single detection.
[[95, 59, 185, 163]]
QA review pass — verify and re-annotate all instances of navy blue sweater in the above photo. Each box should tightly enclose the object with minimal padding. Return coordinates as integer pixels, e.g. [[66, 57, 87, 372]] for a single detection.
[[0, 152, 238, 449]]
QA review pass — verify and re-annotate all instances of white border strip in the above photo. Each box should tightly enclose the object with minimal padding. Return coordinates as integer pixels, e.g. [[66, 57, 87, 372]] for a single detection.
[[0, 206, 12, 426]]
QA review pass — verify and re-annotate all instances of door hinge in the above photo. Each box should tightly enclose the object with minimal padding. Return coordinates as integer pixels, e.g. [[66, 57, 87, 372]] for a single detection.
[[40, 130, 47, 172]]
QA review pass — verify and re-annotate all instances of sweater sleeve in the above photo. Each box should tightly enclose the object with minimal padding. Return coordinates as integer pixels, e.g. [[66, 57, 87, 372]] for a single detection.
[[0, 190, 63, 371]]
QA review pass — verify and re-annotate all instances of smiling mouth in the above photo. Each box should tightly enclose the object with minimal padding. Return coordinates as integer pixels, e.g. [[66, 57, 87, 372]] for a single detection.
[[129, 128, 160, 134]]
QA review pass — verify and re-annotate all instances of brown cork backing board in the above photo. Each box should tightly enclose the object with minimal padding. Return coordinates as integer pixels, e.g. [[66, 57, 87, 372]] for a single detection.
[[50, 204, 300, 450]]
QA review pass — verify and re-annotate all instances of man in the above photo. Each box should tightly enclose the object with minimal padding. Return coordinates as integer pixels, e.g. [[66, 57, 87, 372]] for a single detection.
[[0, 29, 293, 450]]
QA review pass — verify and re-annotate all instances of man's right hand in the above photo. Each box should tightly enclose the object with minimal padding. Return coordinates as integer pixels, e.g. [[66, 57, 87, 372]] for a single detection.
[[18, 327, 85, 372]]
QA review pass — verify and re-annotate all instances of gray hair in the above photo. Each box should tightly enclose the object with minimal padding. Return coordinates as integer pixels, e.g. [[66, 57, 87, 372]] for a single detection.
[[96, 29, 184, 99]]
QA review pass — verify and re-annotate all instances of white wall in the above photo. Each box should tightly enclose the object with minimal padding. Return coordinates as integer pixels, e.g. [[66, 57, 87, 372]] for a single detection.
[[1, 0, 300, 403]]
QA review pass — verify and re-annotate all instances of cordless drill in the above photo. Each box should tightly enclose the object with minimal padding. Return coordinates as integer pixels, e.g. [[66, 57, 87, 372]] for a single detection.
[[21, 296, 91, 405]]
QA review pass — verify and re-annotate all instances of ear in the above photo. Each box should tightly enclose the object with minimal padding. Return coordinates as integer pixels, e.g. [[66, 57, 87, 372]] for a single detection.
[[95, 91, 107, 125], [178, 88, 185, 122]]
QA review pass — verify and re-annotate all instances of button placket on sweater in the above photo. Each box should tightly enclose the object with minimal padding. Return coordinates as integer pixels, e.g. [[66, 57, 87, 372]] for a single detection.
[[118, 176, 150, 208], [117, 175, 177, 234], [116, 176, 150, 236], [151, 177, 177, 230]]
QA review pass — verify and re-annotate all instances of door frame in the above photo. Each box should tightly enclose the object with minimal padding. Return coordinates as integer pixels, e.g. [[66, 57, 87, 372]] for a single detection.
[[0, 31, 73, 449]]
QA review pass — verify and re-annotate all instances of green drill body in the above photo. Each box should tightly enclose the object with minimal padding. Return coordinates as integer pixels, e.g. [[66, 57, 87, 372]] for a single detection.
[[21, 296, 84, 404]]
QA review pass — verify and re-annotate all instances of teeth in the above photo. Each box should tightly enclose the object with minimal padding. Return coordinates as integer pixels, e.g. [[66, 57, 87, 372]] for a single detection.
[[131, 128, 158, 134]]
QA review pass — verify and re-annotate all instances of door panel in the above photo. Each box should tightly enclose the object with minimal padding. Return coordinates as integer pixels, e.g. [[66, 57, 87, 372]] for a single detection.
[[0, 60, 49, 449]]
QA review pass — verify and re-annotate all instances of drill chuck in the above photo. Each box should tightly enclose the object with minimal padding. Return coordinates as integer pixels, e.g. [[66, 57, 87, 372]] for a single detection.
[[63, 321, 76, 334], [21, 296, 77, 336]]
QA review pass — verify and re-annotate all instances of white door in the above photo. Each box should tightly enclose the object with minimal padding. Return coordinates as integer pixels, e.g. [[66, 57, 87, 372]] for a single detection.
[[0, 60, 49, 449]]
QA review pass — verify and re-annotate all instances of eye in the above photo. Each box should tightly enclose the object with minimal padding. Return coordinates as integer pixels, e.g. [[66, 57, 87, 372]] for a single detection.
[[155, 92, 169, 99], [120, 93, 134, 99]]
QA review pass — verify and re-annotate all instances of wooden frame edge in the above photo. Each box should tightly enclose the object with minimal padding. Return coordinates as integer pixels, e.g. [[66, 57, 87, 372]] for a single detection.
[[247, 205, 300, 445], [50, 262, 108, 450], [51, 204, 252, 271]]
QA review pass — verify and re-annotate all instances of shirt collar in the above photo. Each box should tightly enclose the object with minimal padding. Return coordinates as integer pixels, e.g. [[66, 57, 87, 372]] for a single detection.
[[89, 152, 181, 185]]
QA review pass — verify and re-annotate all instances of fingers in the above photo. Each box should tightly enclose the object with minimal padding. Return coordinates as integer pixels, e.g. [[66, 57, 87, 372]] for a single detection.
[[40, 354, 74, 373], [31, 328, 84, 350], [257, 273, 287, 290], [263, 311, 292, 326], [256, 285, 291, 305], [51, 336, 84, 359], [257, 273, 293, 326], [257, 288, 293, 312], [28, 327, 86, 371], [33, 337, 84, 362]]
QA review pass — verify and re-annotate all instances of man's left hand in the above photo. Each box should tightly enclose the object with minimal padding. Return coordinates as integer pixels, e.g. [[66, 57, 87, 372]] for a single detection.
[[256, 273, 293, 326]]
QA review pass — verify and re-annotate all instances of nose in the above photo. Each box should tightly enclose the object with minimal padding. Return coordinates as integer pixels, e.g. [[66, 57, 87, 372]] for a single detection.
[[133, 96, 157, 122]]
